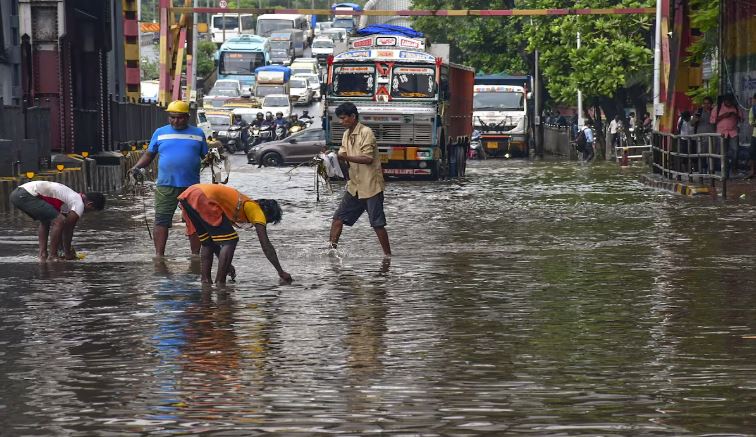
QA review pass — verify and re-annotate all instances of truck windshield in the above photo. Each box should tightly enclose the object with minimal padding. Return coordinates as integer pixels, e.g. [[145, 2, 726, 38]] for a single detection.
[[473, 92, 524, 111], [256, 85, 286, 97], [333, 66, 374, 97], [220, 52, 265, 75], [270, 40, 289, 50], [391, 67, 435, 98], [256, 19, 293, 37]]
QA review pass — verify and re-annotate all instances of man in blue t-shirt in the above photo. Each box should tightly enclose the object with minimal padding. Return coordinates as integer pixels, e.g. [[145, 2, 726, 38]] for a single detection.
[[130, 100, 208, 256]]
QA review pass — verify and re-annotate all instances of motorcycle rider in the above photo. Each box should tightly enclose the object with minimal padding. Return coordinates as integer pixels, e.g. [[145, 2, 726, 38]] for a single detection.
[[299, 110, 313, 124], [289, 113, 307, 130], [251, 112, 266, 128], [264, 111, 275, 127], [231, 113, 250, 148], [274, 112, 290, 140]]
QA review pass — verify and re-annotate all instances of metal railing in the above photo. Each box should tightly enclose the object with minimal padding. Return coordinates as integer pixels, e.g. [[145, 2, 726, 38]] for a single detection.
[[651, 132, 727, 196]]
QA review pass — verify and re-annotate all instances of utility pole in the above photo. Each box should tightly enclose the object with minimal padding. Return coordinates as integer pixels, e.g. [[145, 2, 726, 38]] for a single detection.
[[652, 0, 662, 129], [534, 48, 543, 158], [577, 31, 583, 129]]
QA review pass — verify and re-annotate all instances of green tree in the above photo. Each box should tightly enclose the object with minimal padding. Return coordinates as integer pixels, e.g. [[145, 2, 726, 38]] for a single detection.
[[197, 40, 217, 78], [141, 56, 159, 80], [412, 0, 655, 120], [411, 0, 530, 75], [521, 0, 654, 119]]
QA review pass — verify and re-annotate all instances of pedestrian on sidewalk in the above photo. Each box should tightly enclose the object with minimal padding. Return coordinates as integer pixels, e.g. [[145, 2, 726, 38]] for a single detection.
[[710, 94, 743, 177], [607, 115, 621, 161], [178, 183, 292, 285], [329, 102, 391, 257], [130, 100, 208, 257], [10, 181, 105, 262], [693, 97, 716, 134], [576, 120, 595, 162], [747, 93, 756, 178]]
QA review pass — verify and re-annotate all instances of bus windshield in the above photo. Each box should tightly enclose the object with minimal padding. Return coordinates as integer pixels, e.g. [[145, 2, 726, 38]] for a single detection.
[[333, 66, 374, 97], [220, 52, 265, 75], [391, 67, 435, 98], [212, 16, 239, 30], [473, 91, 524, 111], [257, 19, 293, 37]]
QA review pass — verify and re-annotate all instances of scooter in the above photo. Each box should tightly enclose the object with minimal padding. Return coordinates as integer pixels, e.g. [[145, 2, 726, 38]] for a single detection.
[[469, 129, 485, 160], [251, 124, 273, 147], [225, 125, 247, 154], [274, 124, 289, 141]]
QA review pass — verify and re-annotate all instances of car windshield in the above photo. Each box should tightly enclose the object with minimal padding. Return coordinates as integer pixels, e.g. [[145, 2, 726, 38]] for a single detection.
[[256, 85, 285, 97], [473, 91, 524, 111], [290, 79, 308, 88], [238, 113, 256, 123], [264, 96, 289, 106], [220, 52, 265, 75], [333, 65, 374, 97], [312, 40, 333, 48], [391, 67, 435, 98], [207, 115, 231, 129], [291, 68, 311, 76], [303, 74, 319, 84], [210, 88, 240, 97]]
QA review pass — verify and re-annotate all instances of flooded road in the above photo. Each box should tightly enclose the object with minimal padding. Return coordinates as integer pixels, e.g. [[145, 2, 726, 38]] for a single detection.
[[1, 158, 755, 435]]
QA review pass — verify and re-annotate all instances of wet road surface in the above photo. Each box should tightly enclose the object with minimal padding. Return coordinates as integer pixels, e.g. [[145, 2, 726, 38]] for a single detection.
[[1, 158, 755, 435]]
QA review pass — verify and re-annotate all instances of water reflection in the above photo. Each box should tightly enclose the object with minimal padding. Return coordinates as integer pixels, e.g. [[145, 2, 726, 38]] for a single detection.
[[0, 158, 756, 434]]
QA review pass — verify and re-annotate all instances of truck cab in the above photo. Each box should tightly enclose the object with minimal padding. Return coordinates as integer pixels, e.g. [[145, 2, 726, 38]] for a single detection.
[[269, 32, 294, 65], [254, 65, 292, 101], [472, 75, 532, 158]]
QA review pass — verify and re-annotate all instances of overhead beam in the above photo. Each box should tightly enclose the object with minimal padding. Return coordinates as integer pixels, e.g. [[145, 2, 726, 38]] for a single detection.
[[170, 7, 655, 16]]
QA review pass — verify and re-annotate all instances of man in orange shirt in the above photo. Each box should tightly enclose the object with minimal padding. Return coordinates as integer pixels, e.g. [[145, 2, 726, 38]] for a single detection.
[[178, 184, 292, 285]]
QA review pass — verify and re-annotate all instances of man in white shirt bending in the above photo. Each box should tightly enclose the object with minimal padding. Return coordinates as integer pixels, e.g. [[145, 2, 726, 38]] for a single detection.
[[10, 181, 105, 261]]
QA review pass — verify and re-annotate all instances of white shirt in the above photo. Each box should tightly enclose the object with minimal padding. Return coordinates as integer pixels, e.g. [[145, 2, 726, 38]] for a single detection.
[[20, 181, 85, 216], [609, 119, 620, 134]]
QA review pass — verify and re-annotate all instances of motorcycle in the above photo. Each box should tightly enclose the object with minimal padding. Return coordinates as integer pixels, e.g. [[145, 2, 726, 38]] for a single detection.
[[251, 124, 274, 147], [469, 129, 485, 160], [224, 125, 248, 154], [274, 124, 289, 141], [299, 116, 314, 128], [289, 123, 306, 135]]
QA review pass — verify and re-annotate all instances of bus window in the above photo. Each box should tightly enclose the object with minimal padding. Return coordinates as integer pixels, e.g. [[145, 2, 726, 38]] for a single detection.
[[220, 52, 265, 75]]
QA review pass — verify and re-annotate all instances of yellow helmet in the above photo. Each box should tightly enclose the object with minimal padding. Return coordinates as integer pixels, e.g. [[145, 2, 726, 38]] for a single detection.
[[166, 100, 189, 114]]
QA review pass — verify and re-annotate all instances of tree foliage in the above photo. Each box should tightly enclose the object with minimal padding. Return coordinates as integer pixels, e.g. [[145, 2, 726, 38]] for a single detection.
[[197, 40, 217, 78], [412, 0, 655, 116]]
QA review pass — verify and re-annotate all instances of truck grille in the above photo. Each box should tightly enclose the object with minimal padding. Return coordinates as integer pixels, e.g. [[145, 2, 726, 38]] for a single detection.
[[330, 122, 433, 145]]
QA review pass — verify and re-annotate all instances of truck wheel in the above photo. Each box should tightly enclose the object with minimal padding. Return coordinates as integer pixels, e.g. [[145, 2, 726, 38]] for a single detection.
[[262, 152, 283, 167]]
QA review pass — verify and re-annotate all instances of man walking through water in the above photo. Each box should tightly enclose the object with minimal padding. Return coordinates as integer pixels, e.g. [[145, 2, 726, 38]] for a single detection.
[[130, 100, 208, 257], [10, 181, 105, 261], [329, 102, 391, 256], [177, 184, 292, 285]]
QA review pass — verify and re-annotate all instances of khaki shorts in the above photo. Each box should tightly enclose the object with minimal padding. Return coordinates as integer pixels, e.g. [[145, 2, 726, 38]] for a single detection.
[[154, 186, 188, 227]]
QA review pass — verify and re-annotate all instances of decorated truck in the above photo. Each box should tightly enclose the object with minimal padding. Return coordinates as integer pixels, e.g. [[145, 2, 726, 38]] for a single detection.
[[323, 25, 474, 178]]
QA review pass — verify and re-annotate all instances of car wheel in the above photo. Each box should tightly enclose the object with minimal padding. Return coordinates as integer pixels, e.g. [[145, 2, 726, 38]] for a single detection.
[[261, 152, 283, 167]]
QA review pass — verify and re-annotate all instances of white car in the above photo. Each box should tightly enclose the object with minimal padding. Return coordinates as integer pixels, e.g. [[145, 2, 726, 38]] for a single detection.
[[311, 38, 334, 62], [314, 21, 333, 37], [261, 94, 292, 118], [289, 76, 313, 106], [297, 73, 322, 100]]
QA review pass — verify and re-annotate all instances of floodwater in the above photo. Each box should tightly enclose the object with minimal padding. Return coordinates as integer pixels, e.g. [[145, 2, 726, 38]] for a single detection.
[[1, 157, 755, 435]]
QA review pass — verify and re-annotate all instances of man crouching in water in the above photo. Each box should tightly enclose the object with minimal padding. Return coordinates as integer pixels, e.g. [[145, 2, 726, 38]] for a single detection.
[[178, 184, 292, 285]]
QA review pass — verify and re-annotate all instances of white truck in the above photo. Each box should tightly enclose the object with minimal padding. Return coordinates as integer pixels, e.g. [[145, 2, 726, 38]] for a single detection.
[[473, 75, 532, 158]]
